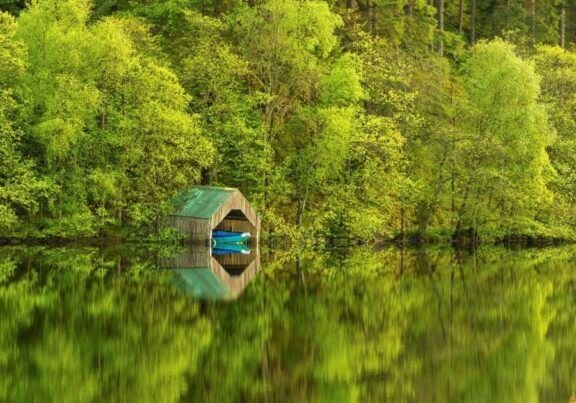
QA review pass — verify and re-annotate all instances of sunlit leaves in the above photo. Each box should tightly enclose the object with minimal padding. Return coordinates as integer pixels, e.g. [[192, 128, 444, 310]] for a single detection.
[[1, 0, 213, 235], [321, 53, 366, 106], [457, 39, 555, 237]]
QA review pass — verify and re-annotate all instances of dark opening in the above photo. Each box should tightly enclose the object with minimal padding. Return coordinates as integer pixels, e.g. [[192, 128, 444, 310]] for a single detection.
[[211, 209, 257, 274], [213, 209, 257, 245]]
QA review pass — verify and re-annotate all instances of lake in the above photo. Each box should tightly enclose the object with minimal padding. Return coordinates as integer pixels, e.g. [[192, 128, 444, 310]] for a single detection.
[[0, 244, 575, 402]]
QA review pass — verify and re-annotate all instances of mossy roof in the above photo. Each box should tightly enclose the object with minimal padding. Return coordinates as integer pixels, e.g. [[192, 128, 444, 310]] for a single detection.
[[171, 186, 235, 219]]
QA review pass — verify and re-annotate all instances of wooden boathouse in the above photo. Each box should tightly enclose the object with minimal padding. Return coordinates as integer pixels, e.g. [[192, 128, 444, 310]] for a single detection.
[[165, 186, 260, 244]]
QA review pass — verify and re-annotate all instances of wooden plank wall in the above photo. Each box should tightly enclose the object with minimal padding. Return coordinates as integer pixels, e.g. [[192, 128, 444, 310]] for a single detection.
[[214, 218, 254, 234], [163, 216, 211, 242], [210, 191, 259, 231]]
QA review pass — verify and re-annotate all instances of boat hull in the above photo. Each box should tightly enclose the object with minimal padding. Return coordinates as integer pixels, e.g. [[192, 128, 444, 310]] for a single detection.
[[212, 244, 251, 255], [212, 230, 251, 244]]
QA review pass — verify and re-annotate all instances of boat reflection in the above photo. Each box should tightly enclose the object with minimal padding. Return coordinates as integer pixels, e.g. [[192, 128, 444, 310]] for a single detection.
[[161, 245, 260, 300]]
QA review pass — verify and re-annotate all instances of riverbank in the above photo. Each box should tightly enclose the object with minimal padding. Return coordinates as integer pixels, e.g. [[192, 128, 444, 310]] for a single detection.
[[3, 227, 575, 249]]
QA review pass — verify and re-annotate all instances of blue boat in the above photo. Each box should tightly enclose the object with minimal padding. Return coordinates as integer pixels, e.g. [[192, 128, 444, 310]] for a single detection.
[[212, 230, 251, 244], [212, 244, 251, 255]]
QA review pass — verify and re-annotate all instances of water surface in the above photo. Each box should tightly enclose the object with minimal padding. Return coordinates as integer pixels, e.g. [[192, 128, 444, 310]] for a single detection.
[[1, 244, 575, 402]]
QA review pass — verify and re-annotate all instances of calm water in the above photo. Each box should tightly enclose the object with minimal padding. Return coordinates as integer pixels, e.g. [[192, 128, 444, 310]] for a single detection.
[[1, 244, 575, 402]]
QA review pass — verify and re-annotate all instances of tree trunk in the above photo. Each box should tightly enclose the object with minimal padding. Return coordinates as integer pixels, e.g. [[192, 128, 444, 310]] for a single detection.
[[370, 1, 377, 34], [458, 0, 464, 33], [531, 0, 536, 45], [405, 1, 413, 16], [357, 0, 371, 27], [418, 145, 450, 241], [347, 0, 355, 9], [297, 188, 308, 228], [430, 0, 436, 51], [471, 0, 476, 44], [450, 77, 456, 229], [438, 0, 444, 55], [560, 2, 566, 48]]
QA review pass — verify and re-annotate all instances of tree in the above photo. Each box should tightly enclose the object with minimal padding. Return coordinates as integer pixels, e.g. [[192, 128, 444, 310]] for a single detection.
[[0, 12, 50, 234], [11, 0, 213, 235], [533, 45, 576, 231], [227, 0, 343, 224], [455, 39, 555, 241]]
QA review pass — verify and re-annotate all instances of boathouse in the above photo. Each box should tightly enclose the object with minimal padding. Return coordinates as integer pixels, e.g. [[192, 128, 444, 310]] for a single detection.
[[165, 186, 260, 244]]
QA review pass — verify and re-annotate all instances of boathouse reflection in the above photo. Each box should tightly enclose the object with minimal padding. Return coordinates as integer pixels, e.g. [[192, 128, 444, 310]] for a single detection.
[[161, 246, 260, 300]]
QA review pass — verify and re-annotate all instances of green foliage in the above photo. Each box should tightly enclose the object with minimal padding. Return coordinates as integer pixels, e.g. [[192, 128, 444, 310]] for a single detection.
[[0, 14, 52, 234], [321, 53, 365, 106], [1, 0, 213, 237], [2, 0, 576, 242], [533, 45, 576, 230], [456, 39, 555, 237]]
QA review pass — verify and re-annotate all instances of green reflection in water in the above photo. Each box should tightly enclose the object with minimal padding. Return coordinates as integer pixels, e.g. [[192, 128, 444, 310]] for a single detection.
[[0, 245, 575, 402]]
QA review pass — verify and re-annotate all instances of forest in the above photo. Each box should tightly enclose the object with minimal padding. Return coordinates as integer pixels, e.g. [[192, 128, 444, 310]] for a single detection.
[[1, 0, 576, 243]]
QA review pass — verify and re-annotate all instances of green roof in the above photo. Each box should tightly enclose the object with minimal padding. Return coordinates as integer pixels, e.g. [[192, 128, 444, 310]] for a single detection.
[[171, 269, 231, 299], [171, 186, 235, 219]]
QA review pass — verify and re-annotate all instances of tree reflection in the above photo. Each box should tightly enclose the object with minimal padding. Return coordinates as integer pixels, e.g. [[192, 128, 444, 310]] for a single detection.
[[1, 245, 576, 402], [0, 246, 211, 403]]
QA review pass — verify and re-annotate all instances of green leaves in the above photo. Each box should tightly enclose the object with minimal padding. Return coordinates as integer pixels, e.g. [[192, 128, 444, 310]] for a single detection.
[[0, 59, 52, 235], [0, 12, 24, 86], [454, 39, 556, 238], [0, 0, 214, 237], [321, 53, 365, 106], [2, 0, 576, 241]]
